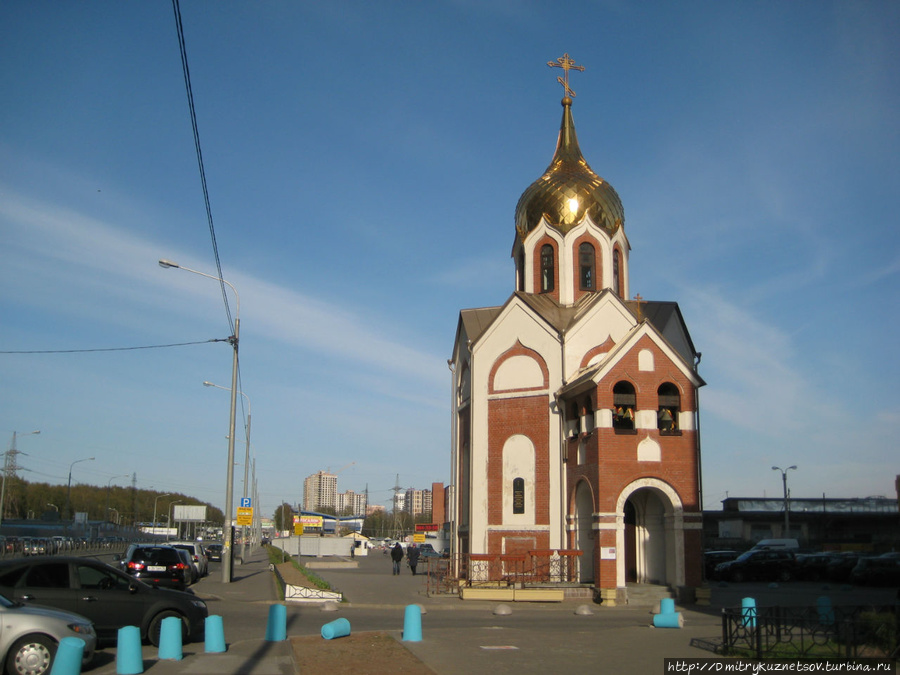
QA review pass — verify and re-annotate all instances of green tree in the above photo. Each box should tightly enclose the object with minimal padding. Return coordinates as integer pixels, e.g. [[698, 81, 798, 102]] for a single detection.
[[273, 503, 294, 531]]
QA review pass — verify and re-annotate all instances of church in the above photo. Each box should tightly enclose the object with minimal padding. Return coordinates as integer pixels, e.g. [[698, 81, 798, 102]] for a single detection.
[[448, 56, 705, 604]]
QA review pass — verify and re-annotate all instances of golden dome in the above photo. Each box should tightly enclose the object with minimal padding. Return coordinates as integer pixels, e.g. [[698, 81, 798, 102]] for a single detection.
[[515, 97, 624, 239]]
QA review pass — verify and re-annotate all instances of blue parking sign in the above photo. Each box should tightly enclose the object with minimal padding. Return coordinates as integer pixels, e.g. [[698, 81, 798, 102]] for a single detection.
[[240, 497, 252, 508]]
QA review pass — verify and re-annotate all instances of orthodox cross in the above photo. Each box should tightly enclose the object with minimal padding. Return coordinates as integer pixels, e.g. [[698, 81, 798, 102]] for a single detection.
[[633, 293, 646, 321], [548, 53, 585, 97]]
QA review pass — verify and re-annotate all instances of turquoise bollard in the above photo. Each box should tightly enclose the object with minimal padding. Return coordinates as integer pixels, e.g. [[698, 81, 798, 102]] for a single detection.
[[49, 637, 85, 675], [817, 596, 835, 626], [741, 597, 757, 628], [659, 598, 675, 614], [403, 604, 422, 642], [157, 616, 183, 660], [652, 612, 684, 628], [116, 626, 144, 675], [205, 615, 227, 653], [321, 618, 351, 640], [265, 604, 287, 642]]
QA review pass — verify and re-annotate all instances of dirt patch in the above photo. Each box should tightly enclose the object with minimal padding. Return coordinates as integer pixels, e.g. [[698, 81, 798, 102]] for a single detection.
[[290, 631, 434, 674], [274, 561, 319, 589]]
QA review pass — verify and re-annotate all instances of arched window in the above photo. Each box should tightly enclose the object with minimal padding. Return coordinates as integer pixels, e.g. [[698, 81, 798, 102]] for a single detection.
[[579, 242, 595, 291], [613, 381, 636, 433], [612, 248, 621, 297], [657, 382, 680, 434], [540, 244, 554, 293]]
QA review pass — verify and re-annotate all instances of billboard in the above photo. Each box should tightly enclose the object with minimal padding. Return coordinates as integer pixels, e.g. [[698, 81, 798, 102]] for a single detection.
[[173, 505, 207, 523]]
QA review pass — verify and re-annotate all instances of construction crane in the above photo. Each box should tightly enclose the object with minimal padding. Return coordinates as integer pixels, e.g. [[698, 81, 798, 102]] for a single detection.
[[325, 462, 355, 475]]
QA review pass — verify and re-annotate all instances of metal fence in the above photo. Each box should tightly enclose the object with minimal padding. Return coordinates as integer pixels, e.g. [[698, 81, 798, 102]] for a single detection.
[[720, 603, 899, 660], [462, 549, 583, 587]]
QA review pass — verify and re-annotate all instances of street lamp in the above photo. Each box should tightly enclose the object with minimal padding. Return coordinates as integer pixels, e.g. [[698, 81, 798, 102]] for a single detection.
[[169, 500, 182, 540], [204, 380, 252, 555], [105, 474, 129, 524], [152, 493, 171, 534], [159, 258, 239, 583], [772, 465, 798, 537], [65, 457, 95, 523], [1, 431, 40, 528]]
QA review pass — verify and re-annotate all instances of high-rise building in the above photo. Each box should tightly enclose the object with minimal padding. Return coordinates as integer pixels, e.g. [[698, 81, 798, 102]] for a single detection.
[[303, 471, 337, 512]]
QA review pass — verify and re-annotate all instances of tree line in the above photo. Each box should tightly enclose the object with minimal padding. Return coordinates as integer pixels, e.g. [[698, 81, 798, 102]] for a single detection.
[[1, 476, 224, 526]]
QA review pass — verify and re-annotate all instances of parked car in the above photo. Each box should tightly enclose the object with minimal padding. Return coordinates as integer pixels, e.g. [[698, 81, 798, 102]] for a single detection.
[[0, 556, 208, 646], [119, 545, 191, 591], [205, 544, 223, 562], [0, 592, 96, 675], [795, 552, 843, 581], [826, 552, 864, 583], [174, 548, 196, 584], [849, 556, 900, 586], [703, 550, 739, 579], [169, 542, 208, 579], [714, 549, 796, 582]]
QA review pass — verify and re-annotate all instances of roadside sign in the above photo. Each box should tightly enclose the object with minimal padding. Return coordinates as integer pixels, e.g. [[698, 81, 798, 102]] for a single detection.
[[236, 507, 253, 526], [240, 497, 252, 508], [413, 533, 426, 543]]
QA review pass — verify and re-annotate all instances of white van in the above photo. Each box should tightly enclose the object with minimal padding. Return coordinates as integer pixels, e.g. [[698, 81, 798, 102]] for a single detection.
[[751, 538, 799, 551]]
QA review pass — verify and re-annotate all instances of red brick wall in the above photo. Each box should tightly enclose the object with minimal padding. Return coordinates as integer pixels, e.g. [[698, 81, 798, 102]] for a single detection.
[[487, 394, 551, 527]]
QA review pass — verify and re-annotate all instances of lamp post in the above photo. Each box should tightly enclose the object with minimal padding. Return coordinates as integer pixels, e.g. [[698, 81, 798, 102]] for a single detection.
[[65, 457, 95, 523], [772, 465, 797, 537], [169, 500, 182, 540], [203, 380, 251, 556], [152, 493, 171, 535], [105, 474, 128, 525], [159, 258, 239, 583], [1, 431, 40, 528]]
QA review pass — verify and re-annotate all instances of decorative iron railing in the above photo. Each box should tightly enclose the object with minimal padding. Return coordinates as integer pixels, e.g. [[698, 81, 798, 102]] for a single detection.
[[720, 603, 899, 660], [461, 549, 582, 587]]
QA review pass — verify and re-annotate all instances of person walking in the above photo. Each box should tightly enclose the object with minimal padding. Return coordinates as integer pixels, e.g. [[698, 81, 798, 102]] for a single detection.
[[390, 542, 404, 575], [407, 543, 421, 576]]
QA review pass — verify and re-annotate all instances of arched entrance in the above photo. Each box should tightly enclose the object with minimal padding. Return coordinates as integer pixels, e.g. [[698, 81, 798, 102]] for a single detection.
[[573, 481, 594, 582], [616, 479, 684, 588]]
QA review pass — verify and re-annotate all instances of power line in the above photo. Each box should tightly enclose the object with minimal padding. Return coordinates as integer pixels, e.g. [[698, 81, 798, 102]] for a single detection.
[[0, 339, 228, 355], [171, 0, 233, 336]]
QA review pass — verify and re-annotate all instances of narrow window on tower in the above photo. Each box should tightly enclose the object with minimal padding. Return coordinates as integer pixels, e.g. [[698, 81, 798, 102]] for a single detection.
[[613, 248, 621, 297], [540, 245, 554, 293], [512, 477, 525, 514], [579, 242, 595, 291], [517, 250, 525, 292]]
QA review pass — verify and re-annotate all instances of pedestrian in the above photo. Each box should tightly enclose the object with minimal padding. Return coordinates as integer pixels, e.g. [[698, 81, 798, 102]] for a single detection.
[[407, 543, 420, 576], [390, 542, 404, 575]]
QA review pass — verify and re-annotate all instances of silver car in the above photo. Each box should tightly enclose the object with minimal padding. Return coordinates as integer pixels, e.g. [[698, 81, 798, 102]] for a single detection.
[[0, 593, 96, 675]]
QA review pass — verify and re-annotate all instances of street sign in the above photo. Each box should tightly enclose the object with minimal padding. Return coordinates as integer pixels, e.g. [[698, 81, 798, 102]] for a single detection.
[[236, 506, 253, 526], [240, 497, 252, 508]]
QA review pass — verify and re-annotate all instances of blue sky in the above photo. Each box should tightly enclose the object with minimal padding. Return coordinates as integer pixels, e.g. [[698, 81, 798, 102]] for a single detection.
[[1, 1, 897, 521]]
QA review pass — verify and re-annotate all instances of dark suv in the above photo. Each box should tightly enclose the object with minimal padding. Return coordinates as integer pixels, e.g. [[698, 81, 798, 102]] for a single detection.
[[119, 545, 190, 591], [714, 549, 796, 582]]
